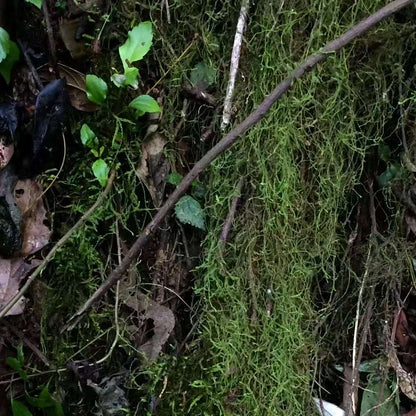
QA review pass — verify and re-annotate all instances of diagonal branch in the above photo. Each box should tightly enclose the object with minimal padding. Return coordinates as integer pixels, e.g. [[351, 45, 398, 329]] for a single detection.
[[65, 0, 415, 330]]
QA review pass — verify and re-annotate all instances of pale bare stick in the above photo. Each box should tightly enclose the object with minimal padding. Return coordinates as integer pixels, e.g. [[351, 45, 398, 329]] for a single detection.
[[221, 0, 250, 131], [0, 170, 116, 318], [66, 0, 416, 330]]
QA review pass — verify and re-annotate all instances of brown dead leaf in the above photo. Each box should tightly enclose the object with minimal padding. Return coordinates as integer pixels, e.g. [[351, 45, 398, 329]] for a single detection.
[[73, 0, 105, 14], [396, 309, 409, 349], [406, 213, 416, 237], [39, 63, 99, 112], [0, 258, 40, 315], [404, 410, 416, 416], [59, 18, 88, 59], [0, 140, 14, 170], [137, 133, 170, 207], [14, 179, 51, 256], [122, 290, 175, 363]]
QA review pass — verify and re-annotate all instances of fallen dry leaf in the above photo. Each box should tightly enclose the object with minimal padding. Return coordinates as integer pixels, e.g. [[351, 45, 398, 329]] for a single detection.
[[137, 133, 170, 207], [395, 309, 409, 349], [0, 140, 14, 170], [406, 213, 416, 237], [122, 290, 175, 363], [404, 409, 416, 416], [14, 179, 51, 256], [39, 63, 99, 112], [72, 0, 105, 14], [0, 258, 40, 315], [59, 18, 88, 59]]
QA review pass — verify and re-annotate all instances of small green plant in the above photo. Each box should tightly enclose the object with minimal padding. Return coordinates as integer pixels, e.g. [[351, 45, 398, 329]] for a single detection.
[[7, 345, 28, 382], [92, 159, 109, 187], [85, 22, 161, 115], [7, 346, 64, 416], [80, 123, 108, 187], [167, 173, 206, 230], [81, 21, 161, 186], [0, 27, 20, 84], [86, 74, 108, 105], [129, 94, 160, 117], [112, 21, 153, 89]]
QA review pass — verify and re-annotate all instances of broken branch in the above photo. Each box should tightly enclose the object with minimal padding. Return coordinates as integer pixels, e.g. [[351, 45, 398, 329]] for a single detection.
[[66, 0, 415, 329]]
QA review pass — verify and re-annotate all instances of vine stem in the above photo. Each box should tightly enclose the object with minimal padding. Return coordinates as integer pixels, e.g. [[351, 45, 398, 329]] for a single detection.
[[66, 0, 416, 330]]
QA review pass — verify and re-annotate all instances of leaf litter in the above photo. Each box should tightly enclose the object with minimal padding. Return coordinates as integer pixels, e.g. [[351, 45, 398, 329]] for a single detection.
[[121, 284, 175, 363], [0, 179, 50, 316], [137, 132, 170, 208]]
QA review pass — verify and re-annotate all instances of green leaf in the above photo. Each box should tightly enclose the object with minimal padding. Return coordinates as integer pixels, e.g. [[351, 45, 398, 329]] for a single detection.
[[378, 143, 391, 162], [0, 28, 11, 63], [86, 74, 108, 105], [27, 386, 64, 414], [26, 0, 42, 8], [7, 357, 22, 371], [129, 95, 161, 117], [119, 21, 153, 70], [25, 0, 42, 8], [123, 67, 139, 88], [360, 376, 398, 416], [191, 180, 205, 200], [190, 62, 216, 88], [111, 67, 138, 89], [0, 40, 19, 84], [167, 172, 183, 186], [92, 159, 109, 187], [175, 195, 205, 230], [17, 345, 24, 365], [378, 162, 401, 188], [80, 124, 98, 149], [11, 401, 33, 416]]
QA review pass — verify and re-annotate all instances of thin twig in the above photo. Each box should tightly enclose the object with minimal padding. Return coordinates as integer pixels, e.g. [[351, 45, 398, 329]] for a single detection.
[[66, 0, 416, 329], [147, 36, 197, 95], [96, 220, 121, 364], [17, 40, 43, 90], [221, 0, 250, 130], [3, 320, 50, 367], [349, 248, 372, 415], [220, 178, 244, 243], [347, 298, 373, 415], [42, 0, 58, 75], [0, 170, 116, 318]]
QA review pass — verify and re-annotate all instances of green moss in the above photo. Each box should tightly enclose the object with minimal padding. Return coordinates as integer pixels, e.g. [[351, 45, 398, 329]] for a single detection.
[[31, 0, 416, 414]]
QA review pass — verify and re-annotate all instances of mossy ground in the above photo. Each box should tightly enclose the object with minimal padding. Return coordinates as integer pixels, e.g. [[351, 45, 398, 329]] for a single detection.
[[6, 0, 416, 415]]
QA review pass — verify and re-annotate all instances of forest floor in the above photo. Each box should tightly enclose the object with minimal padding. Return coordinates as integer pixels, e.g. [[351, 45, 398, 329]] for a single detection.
[[0, 0, 416, 415]]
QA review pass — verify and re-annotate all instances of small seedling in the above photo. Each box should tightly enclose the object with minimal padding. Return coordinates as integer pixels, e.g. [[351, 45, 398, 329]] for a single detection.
[[7, 346, 64, 415], [128, 94, 161, 117], [7, 345, 28, 381], [79, 124, 108, 186], [0, 28, 20, 84], [112, 21, 153, 88], [92, 159, 109, 187], [86, 75, 108, 105]]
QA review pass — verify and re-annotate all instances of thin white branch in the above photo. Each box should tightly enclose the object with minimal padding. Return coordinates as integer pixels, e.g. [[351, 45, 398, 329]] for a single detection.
[[221, 0, 250, 131]]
